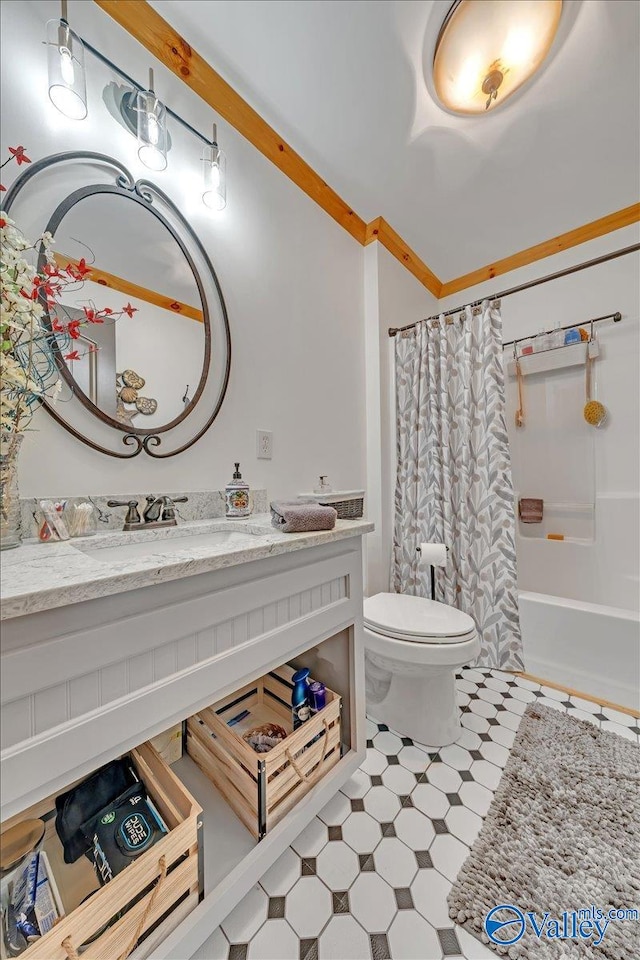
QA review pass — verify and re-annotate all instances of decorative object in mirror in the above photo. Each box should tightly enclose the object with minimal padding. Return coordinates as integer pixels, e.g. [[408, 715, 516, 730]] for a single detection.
[[3, 150, 231, 459], [1, 145, 129, 547]]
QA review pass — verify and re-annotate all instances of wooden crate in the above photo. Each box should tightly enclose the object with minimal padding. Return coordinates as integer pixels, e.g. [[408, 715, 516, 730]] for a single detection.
[[186, 665, 341, 839], [0, 742, 202, 960]]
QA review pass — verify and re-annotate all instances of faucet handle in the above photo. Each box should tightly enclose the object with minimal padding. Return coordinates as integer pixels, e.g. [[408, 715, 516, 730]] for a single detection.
[[160, 495, 188, 522], [107, 499, 141, 526]]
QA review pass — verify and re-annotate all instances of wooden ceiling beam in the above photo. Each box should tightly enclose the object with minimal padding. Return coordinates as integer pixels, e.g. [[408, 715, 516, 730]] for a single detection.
[[93, 2, 640, 302], [53, 253, 204, 322], [94, 0, 367, 244], [440, 204, 640, 299]]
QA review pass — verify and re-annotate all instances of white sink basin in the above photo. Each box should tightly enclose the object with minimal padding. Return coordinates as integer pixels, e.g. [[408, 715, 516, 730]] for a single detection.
[[77, 529, 260, 563]]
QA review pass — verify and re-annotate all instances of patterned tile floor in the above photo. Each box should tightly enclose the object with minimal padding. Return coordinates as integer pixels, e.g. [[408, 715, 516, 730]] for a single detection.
[[197, 669, 640, 960]]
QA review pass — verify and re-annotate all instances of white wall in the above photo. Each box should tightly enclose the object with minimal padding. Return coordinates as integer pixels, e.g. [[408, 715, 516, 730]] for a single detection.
[[364, 244, 438, 595], [440, 225, 640, 611], [1, 0, 366, 501]]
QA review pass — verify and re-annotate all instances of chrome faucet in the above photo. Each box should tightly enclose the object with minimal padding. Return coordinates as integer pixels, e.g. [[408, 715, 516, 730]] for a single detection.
[[107, 495, 188, 531], [143, 495, 188, 526]]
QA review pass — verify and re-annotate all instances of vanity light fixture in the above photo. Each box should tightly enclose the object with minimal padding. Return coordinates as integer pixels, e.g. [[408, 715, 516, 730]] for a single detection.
[[136, 68, 168, 172], [46, 0, 88, 120], [42, 16, 226, 203], [202, 124, 227, 211], [433, 0, 563, 115]]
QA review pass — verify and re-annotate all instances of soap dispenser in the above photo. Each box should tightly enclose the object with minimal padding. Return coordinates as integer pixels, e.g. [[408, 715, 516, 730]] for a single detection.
[[225, 463, 251, 518]]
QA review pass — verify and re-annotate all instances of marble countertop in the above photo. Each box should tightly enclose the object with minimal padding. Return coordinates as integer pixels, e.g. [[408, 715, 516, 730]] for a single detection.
[[0, 514, 374, 620]]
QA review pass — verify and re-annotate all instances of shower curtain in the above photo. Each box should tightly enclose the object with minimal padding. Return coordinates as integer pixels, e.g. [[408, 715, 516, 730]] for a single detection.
[[392, 301, 523, 671]]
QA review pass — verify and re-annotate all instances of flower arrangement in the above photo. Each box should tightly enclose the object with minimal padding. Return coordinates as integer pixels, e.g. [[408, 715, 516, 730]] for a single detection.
[[0, 145, 136, 435]]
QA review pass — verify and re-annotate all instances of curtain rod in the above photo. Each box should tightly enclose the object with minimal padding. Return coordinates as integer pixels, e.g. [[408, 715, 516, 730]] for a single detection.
[[387, 242, 640, 337]]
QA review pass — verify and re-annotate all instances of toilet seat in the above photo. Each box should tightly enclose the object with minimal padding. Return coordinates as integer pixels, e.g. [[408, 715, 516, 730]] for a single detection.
[[364, 593, 475, 645]]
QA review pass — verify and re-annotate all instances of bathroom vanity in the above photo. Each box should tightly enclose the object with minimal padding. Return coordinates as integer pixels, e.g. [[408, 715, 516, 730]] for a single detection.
[[0, 515, 372, 958]]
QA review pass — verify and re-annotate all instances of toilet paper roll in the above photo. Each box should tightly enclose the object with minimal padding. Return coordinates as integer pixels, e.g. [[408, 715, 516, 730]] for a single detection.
[[418, 543, 447, 567]]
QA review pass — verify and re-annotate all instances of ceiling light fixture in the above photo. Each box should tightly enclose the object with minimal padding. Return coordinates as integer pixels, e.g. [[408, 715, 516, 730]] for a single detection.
[[136, 68, 168, 171], [42, 16, 227, 208], [46, 0, 87, 120], [433, 0, 563, 115], [202, 124, 227, 211]]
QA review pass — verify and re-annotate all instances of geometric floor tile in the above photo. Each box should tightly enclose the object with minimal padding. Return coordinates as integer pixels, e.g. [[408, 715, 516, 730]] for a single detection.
[[319, 915, 371, 959], [388, 910, 441, 959], [286, 876, 332, 937], [350, 873, 397, 932], [205, 669, 635, 960]]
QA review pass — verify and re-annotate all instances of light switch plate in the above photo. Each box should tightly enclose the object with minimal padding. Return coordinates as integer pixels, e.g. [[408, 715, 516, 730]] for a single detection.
[[256, 430, 273, 459]]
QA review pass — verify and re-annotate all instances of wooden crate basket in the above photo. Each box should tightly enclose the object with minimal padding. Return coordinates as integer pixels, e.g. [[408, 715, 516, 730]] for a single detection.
[[186, 665, 341, 840], [0, 742, 202, 960]]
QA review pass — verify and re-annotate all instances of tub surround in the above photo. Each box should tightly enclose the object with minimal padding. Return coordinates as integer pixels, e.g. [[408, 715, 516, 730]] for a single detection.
[[1, 515, 373, 620]]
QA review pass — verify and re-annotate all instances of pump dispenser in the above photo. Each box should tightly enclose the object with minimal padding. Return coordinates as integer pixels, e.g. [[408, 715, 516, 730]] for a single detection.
[[225, 463, 251, 518]]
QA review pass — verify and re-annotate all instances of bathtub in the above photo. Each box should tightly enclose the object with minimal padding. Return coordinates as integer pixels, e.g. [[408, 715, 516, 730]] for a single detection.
[[519, 591, 640, 711]]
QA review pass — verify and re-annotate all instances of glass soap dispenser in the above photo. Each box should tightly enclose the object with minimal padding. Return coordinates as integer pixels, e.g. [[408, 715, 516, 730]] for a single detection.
[[225, 463, 251, 518]]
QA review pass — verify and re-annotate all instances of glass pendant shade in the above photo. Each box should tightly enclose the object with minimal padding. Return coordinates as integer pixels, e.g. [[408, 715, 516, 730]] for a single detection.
[[136, 87, 168, 171], [46, 18, 87, 120], [202, 143, 227, 211], [433, 0, 563, 115]]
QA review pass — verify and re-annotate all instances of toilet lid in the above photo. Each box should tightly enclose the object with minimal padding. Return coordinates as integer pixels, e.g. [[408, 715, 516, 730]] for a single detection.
[[364, 593, 475, 643]]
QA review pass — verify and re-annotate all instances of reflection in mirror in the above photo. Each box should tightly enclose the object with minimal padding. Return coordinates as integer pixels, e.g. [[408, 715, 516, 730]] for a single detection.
[[50, 193, 206, 430]]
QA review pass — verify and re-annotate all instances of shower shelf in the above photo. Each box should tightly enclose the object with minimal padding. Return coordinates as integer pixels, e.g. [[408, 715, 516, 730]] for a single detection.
[[535, 501, 595, 513], [506, 340, 599, 377]]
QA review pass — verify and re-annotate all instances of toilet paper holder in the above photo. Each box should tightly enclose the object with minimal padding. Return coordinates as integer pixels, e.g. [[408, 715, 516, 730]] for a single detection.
[[416, 543, 449, 601]]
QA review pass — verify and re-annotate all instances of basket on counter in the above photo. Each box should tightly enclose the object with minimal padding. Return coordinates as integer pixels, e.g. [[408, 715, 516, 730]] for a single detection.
[[297, 490, 365, 520], [185, 665, 341, 840]]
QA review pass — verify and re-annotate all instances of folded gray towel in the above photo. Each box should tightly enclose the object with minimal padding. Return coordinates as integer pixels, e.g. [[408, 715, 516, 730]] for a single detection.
[[270, 500, 337, 533]]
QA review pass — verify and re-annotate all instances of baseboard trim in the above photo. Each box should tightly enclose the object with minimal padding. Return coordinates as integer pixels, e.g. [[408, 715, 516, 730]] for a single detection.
[[514, 669, 640, 719]]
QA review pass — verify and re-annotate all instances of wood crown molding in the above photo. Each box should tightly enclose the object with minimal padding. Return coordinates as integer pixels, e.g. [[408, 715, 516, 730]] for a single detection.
[[94, 2, 639, 300], [365, 218, 442, 298], [53, 253, 204, 322], [440, 203, 640, 299], [93, 0, 367, 245]]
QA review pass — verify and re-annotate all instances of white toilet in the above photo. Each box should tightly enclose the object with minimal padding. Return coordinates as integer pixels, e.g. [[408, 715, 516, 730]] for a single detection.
[[364, 593, 480, 747]]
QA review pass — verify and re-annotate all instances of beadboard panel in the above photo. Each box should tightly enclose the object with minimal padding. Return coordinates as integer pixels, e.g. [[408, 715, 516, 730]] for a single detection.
[[2, 574, 348, 749], [1, 538, 363, 820]]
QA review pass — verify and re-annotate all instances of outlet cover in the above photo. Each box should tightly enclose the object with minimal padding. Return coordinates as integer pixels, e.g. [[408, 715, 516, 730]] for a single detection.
[[256, 430, 273, 459]]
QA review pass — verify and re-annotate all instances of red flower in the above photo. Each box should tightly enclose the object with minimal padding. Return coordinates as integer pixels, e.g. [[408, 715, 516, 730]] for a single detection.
[[0, 218, 6, 228], [52, 318, 64, 332], [9, 146, 31, 165], [0, 184, 5, 192], [64, 350, 80, 361], [20, 287, 39, 301], [122, 302, 138, 318], [43, 263, 62, 278], [67, 319, 81, 339], [67, 258, 91, 280], [83, 306, 97, 322]]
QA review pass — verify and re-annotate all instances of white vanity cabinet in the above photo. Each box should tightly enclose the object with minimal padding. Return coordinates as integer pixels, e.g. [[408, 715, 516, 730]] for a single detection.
[[0, 526, 370, 959]]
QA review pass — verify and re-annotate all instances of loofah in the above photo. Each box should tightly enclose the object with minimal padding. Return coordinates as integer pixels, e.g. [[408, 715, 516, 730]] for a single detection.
[[583, 399, 606, 426]]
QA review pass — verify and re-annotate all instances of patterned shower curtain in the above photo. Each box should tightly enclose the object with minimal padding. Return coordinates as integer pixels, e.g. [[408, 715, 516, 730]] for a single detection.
[[392, 301, 523, 670]]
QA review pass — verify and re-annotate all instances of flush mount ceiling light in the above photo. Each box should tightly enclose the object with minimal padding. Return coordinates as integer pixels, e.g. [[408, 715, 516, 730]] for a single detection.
[[433, 0, 563, 115]]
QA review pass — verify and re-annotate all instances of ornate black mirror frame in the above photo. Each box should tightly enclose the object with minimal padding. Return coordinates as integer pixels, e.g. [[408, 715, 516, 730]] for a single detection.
[[3, 151, 231, 458]]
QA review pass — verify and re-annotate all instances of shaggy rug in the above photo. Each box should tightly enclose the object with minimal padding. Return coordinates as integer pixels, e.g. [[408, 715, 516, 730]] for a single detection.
[[448, 703, 640, 959]]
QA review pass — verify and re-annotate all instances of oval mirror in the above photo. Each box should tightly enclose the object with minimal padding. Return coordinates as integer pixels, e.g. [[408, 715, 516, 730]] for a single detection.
[[51, 191, 208, 433], [4, 152, 230, 458]]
